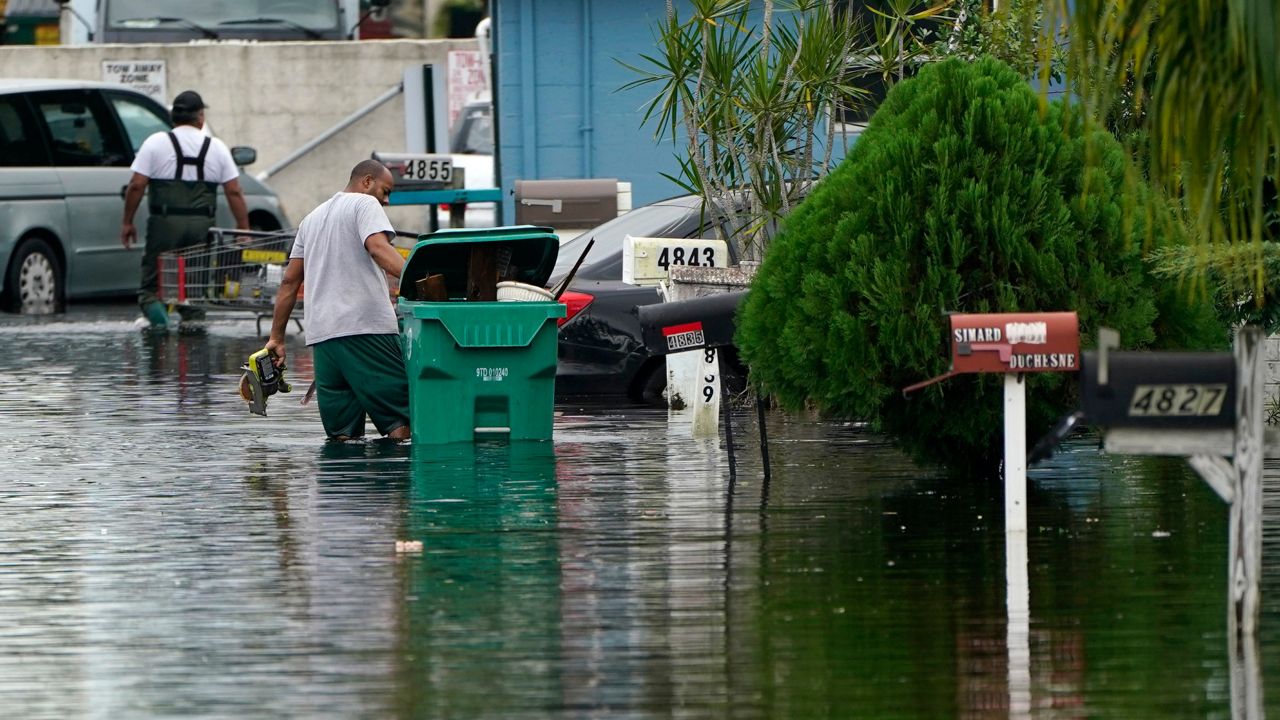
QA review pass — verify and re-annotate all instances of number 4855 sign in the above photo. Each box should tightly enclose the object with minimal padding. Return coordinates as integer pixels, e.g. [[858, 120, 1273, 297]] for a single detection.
[[370, 152, 453, 189]]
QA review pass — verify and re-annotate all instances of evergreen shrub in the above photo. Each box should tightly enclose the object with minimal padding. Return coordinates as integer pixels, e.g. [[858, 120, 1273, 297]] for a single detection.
[[736, 57, 1224, 473]]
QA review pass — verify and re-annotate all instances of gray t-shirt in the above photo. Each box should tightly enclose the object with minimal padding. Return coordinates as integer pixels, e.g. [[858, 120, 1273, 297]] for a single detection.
[[289, 192, 398, 345]]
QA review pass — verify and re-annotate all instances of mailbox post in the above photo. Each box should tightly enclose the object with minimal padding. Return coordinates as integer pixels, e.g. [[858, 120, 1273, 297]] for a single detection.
[[905, 311, 1080, 717], [1074, 328, 1269, 674], [1031, 327, 1271, 717], [636, 291, 768, 478], [905, 312, 1081, 533], [373, 151, 503, 231]]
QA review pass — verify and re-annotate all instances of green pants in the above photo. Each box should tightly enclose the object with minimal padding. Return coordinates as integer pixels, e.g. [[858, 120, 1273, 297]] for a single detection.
[[312, 333, 411, 439], [138, 214, 212, 308]]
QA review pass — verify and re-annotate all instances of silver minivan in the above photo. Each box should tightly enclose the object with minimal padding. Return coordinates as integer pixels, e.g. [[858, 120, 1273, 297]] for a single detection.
[[0, 79, 288, 314]]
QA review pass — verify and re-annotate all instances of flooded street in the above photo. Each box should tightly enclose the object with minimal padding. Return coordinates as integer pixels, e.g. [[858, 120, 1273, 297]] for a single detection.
[[1, 302, 1278, 718]]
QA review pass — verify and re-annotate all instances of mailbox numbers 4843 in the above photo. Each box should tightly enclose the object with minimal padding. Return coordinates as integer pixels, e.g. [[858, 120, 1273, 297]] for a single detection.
[[657, 246, 716, 270], [1128, 384, 1227, 417]]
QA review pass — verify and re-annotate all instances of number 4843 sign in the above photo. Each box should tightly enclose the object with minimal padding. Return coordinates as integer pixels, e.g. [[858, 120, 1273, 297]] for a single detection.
[[622, 236, 729, 287]]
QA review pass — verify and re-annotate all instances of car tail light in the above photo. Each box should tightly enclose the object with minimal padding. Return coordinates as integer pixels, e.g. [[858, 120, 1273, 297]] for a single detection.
[[557, 290, 594, 327]]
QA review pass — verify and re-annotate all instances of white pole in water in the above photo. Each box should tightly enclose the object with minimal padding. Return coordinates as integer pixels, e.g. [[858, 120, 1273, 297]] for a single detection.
[[1004, 372, 1031, 717], [1231, 328, 1264, 638], [1004, 373, 1027, 533]]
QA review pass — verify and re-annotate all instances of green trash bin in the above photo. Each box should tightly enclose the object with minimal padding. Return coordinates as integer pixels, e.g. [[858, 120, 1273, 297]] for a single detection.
[[399, 226, 566, 444]]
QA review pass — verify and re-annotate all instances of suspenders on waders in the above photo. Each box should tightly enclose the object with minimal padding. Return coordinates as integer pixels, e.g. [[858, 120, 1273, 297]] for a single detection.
[[138, 131, 222, 312], [148, 132, 218, 219]]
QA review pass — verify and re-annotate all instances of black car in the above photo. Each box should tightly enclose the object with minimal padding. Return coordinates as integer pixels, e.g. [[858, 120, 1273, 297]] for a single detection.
[[551, 194, 745, 404]]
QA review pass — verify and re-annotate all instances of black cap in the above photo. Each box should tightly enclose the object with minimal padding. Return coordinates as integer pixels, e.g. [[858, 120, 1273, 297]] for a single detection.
[[172, 90, 207, 113]]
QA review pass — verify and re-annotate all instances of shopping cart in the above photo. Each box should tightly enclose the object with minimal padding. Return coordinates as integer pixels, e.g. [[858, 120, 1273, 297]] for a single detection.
[[157, 227, 302, 336]]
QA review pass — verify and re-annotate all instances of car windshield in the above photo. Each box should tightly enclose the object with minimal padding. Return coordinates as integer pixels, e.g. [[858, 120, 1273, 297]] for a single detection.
[[107, 0, 339, 29], [551, 202, 700, 277]]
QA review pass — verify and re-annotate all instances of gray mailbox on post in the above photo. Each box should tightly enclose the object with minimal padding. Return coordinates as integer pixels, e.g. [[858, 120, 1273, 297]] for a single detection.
[[1069, 330, 1270, 655], [1079, 350, 1237, 429], [515, 178, 618, 228]]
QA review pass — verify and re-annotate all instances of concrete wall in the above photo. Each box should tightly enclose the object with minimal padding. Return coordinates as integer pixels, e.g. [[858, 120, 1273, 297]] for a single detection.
[[0, 39, 475, 230]]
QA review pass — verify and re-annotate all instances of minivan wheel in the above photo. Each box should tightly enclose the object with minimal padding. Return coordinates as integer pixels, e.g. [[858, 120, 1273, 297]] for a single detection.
[[4, 238, 63, 315]]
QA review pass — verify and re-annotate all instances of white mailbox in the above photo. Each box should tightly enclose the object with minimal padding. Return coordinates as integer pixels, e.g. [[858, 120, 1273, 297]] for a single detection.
[[622, 236, 730, 286]]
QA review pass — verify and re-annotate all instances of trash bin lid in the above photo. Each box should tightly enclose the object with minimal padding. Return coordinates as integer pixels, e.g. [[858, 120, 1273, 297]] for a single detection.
[[400, 225, 560, 301]]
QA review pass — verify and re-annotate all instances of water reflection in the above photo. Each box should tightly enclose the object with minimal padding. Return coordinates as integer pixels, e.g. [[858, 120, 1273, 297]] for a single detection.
[[397, 442, 561, 717], [0, 306, 1276, 718]]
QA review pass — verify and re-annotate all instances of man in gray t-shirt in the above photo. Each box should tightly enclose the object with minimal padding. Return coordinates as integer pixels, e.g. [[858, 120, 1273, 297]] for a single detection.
[[265, 160, 411, 440]]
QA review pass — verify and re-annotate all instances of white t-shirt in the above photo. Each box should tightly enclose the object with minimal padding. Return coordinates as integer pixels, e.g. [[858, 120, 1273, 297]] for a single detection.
[[289, 192, 398, 345], [130, 125, 239, 183]]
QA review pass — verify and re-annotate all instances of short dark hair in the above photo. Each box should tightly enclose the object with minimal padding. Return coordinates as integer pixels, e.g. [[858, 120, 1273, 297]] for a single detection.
[[350, 159, 389, 181], [171, 109, 200, 126]]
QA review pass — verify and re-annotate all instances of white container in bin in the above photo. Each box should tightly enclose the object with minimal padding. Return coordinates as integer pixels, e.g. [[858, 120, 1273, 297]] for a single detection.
[[496, 281, 554, 302]]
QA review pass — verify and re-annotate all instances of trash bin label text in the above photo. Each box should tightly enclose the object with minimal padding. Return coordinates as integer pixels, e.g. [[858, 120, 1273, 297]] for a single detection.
[[476, 367, 509, 382]]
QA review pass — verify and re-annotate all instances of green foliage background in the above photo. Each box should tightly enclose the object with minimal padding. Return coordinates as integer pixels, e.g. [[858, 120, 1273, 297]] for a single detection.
[[736, 57, 1224, 473]]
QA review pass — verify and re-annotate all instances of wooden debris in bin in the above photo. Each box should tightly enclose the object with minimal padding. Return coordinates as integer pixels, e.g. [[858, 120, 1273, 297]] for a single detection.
[[467, 246, 498, 302], [415, 273, 448, 302]]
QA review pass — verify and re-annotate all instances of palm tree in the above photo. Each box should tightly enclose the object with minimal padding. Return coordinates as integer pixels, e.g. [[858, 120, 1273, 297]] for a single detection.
[[1063, 0, 1280, 298]]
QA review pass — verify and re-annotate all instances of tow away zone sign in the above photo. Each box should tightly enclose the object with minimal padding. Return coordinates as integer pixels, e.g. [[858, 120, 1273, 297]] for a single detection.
[[102, 60, 167, 103]]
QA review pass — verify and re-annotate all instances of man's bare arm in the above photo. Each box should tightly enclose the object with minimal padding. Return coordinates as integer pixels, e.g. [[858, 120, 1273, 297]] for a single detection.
[[264, 258, 305, 364], [222, 177, 251, 231], [365, 231, 405, 277], [120, 172, 149, 248]]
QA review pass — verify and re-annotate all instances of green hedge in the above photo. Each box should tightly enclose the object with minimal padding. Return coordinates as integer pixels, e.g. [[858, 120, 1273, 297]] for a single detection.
[[737, 57, 1224, 473]]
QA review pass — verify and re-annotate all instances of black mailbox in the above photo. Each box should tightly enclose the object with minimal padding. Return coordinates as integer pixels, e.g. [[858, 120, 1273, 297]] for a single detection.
[[635, 291, 746, 356], [1080, 350, 1236, 429]]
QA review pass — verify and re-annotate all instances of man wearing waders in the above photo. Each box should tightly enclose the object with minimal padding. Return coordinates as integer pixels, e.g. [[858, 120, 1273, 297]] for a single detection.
[[120, 90, 249, 328]]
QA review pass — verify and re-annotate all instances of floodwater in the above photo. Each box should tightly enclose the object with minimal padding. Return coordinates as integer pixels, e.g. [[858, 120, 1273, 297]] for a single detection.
[[1, 302, 1277, 719]]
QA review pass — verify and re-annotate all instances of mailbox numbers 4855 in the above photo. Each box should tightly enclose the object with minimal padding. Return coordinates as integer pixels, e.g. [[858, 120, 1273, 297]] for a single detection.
[[1128, 384, 1227, 417], [402, 158, 452, 183], [657, 246, 716, 270]]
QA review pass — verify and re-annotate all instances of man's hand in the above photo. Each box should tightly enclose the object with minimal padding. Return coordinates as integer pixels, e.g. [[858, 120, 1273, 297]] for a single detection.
[[121, 223, 137, 249], [264, 336, 287, 367]]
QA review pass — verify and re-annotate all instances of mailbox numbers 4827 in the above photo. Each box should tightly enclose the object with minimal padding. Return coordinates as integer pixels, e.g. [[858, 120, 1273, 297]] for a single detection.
[[1128, 384, 1227, 417], [657, 246, 716, 270]]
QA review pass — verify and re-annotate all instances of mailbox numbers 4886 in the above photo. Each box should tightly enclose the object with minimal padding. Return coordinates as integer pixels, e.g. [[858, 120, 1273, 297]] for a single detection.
[[657, 247, 716, 270], [1128, 384, 1227, 417]]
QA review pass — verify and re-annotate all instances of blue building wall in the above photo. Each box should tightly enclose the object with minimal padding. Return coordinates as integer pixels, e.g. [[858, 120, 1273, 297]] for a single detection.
[[492, 2, 1068, 223], [492, 0, 687, 222]]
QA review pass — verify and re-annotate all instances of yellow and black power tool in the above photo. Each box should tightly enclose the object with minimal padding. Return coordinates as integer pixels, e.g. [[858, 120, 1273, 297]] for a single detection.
[[239, 348, 292, 416]]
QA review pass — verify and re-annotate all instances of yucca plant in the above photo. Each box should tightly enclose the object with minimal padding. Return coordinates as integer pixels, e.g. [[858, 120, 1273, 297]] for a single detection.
[[622, 0, 913, 262]]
